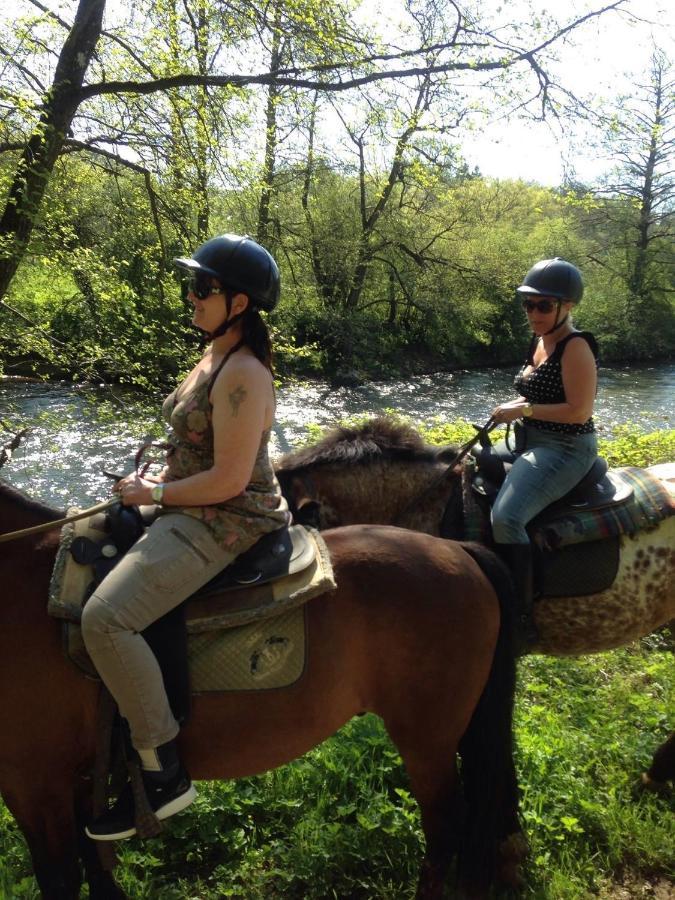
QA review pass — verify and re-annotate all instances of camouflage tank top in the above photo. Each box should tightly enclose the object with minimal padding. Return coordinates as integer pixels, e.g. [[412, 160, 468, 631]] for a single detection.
[[158, 374, 290, 552]]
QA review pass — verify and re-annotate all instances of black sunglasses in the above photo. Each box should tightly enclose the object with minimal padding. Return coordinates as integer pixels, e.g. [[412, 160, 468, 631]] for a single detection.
[[521, 297, 558, 314], [187, 275, 225, 301]]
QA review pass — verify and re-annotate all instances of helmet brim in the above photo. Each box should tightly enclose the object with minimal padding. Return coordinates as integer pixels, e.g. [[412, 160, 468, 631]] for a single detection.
[[173, 257, 222, 281], [516, 285, 567, 300]]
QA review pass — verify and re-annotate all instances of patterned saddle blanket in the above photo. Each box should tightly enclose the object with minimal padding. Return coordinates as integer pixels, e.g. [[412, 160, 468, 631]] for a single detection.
[[464, 465, 674, 598], [49, 514, 335, 693]]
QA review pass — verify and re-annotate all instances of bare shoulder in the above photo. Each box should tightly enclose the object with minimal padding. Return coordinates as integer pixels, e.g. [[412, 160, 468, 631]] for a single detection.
[[222, 351, 270, 382], [562, 335, 596, 364], [210, 351, 273, 417]]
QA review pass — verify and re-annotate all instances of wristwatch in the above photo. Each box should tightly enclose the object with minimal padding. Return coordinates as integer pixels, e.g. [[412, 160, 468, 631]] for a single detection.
[[150, 483, 165, 505], [522, 403, 534, 418]]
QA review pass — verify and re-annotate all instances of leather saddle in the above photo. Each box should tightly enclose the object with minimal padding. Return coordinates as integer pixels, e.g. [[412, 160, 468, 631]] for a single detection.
[[69, 503, 309, 600], [469, 427, 633, 516], [64, 505, 320, 725]]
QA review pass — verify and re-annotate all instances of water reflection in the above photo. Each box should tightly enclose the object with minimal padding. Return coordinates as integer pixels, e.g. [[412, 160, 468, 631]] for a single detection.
[[1, 363, 672, 508]]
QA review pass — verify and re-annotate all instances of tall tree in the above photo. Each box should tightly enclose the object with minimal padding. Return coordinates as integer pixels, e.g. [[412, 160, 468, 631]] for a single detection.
[[588, 49, 674, 354], [0, 0, 628, 309], [0, 0, 106, 299]]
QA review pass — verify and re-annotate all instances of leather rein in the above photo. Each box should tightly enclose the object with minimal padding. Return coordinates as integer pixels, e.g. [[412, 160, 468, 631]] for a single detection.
[[0, 498, 119, 544]]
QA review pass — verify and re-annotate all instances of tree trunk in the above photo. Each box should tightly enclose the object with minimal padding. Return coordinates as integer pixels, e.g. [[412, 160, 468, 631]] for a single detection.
[[0, 0, 106, 300], [257, 0, 282, 248], [628, 68, 663, 321], [301, 97, 334, 304], [195, 0, 210, 242]]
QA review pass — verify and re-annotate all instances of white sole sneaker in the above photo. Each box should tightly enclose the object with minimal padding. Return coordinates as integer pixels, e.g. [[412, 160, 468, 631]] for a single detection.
[[86, 782, 197, 841]]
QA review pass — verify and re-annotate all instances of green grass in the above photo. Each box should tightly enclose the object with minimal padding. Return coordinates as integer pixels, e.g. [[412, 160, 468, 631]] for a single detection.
[[1, 644, 672, 898]]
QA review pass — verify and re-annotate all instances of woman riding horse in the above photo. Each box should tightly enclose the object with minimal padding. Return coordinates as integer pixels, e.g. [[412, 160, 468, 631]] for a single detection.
[[81, 234, 290, 840], [490, 258, 598, 651]]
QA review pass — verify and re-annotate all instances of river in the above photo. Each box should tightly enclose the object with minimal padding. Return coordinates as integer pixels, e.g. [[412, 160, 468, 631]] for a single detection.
[[1, 363, 673, 508]]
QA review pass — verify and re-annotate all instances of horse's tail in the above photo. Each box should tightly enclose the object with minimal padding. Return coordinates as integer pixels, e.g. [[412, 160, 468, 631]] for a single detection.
[[457, 541, 521, 892]]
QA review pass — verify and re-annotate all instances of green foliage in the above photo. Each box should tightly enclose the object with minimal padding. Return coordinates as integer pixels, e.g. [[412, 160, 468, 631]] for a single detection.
[[598, 426, 675, 468], [1, 648, 671, 898]]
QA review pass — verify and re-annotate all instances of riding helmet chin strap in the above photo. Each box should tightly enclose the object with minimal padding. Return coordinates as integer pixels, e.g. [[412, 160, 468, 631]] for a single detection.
[[208, 292, 245, 342], [543, 300, 569, 336]]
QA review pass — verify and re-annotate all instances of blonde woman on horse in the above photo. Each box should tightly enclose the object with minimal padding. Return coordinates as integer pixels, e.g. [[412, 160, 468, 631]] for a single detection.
[[490, 258, 599, 652], [81, 234, 289, 840]]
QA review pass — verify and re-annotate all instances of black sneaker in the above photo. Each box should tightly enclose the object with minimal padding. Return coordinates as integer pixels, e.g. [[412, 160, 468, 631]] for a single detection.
[[85, 767, 197, 841]]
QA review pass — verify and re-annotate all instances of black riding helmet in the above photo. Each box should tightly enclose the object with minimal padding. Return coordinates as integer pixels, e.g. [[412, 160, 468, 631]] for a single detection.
[[174, 234, 280, 311], [516, 258, 583, 303]]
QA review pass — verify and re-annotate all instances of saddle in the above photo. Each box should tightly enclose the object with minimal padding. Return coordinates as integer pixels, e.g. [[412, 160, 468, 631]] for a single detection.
[[48, 506, 335, 722], [464, 429, 672, 599]]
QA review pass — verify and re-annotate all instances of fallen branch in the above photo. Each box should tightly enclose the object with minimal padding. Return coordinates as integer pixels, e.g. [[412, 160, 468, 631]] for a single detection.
[[0, 428, 28, 470]]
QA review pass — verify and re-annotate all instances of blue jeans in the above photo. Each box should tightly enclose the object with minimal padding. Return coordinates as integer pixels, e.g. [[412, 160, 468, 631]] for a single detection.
[[491, 425, 598, 545]]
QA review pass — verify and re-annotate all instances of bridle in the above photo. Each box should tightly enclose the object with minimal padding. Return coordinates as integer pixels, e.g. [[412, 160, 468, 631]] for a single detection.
[[391, 418, 497, 526]]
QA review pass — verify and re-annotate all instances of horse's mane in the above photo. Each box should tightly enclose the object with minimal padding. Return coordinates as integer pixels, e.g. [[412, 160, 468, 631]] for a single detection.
[[0, 478, 64, 520], [277, 416, 452, 472]]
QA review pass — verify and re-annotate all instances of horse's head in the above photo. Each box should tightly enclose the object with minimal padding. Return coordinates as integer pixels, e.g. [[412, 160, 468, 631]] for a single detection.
[[276, 470, 342, 529], [275, 416, 462, 533]]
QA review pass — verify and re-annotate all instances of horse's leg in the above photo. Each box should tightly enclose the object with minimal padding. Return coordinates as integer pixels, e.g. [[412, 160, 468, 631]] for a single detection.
[[640, 731, 675, 795], [384, 720, 462, 900], [73, 778, 126, 900], [1, 777, 82, 900]]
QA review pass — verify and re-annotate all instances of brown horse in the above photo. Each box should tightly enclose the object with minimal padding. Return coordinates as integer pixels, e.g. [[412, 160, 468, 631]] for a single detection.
[[0, 477, 520, 900], [276, 417, 675, 787]]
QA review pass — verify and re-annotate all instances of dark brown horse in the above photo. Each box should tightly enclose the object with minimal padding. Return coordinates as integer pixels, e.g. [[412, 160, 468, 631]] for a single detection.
[[0, 477, 521, 900], [276, 417, 675, 788]]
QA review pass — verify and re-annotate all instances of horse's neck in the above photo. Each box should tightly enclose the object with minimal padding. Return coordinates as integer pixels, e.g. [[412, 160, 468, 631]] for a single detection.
[[319, 460, 457, 527], [0, 481, 62, 534]]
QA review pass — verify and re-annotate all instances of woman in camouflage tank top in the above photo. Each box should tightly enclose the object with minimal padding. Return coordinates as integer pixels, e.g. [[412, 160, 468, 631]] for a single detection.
[[82, 235, 288, 841]]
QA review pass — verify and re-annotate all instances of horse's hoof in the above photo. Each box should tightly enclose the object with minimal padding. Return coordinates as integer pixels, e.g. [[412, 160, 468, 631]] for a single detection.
[[496, 831, 529, 889], [634, 771, 672, 798], [88, 873, 128, 900]]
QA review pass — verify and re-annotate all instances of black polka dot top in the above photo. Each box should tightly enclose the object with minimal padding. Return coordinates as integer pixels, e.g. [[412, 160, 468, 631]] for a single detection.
[[514, 332, 599, 435]]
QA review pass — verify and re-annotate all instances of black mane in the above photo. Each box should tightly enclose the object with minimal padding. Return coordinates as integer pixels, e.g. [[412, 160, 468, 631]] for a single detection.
[[0, 478, 64, 520], [277, 416, 451, 472]]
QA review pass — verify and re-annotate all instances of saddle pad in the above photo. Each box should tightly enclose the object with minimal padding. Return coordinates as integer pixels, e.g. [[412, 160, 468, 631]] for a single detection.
[[49, 515, 335, 631], [65, 605, 307, 692], [531, 466, 674, 551], [536, 537, 621, 598]]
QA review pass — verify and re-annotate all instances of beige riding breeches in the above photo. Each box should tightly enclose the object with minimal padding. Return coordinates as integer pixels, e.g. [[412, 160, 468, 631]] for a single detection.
[[81, 513, 236, 750]]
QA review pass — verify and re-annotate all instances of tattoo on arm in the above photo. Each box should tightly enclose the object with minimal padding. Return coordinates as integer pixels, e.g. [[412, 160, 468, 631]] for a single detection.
[[228, 385, 247, 417]]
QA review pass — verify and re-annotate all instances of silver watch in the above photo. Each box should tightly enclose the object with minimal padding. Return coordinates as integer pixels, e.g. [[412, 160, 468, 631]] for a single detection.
[[150, 483, 165, 505]]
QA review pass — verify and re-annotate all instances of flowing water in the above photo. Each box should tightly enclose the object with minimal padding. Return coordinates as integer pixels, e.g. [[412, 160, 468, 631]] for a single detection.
[[1, 362, 673, 508]]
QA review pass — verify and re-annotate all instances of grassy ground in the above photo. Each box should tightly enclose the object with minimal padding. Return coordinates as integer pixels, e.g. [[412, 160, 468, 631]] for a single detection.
[[1, 640, 672, 899]]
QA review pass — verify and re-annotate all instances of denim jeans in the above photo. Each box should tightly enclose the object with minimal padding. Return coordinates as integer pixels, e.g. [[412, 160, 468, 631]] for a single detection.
[[491, 425, 598, 545], [81, 513, 237, 750]]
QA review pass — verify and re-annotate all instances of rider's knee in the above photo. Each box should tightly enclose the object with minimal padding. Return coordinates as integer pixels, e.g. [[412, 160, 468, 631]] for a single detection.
[[81, 592, 125, 643], [491, 510, 527, 544]]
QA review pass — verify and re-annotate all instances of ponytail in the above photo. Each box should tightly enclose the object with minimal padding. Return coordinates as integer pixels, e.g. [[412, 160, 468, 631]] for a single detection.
[[207, 290, 274, 373], [242, 307, 274, 373]]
